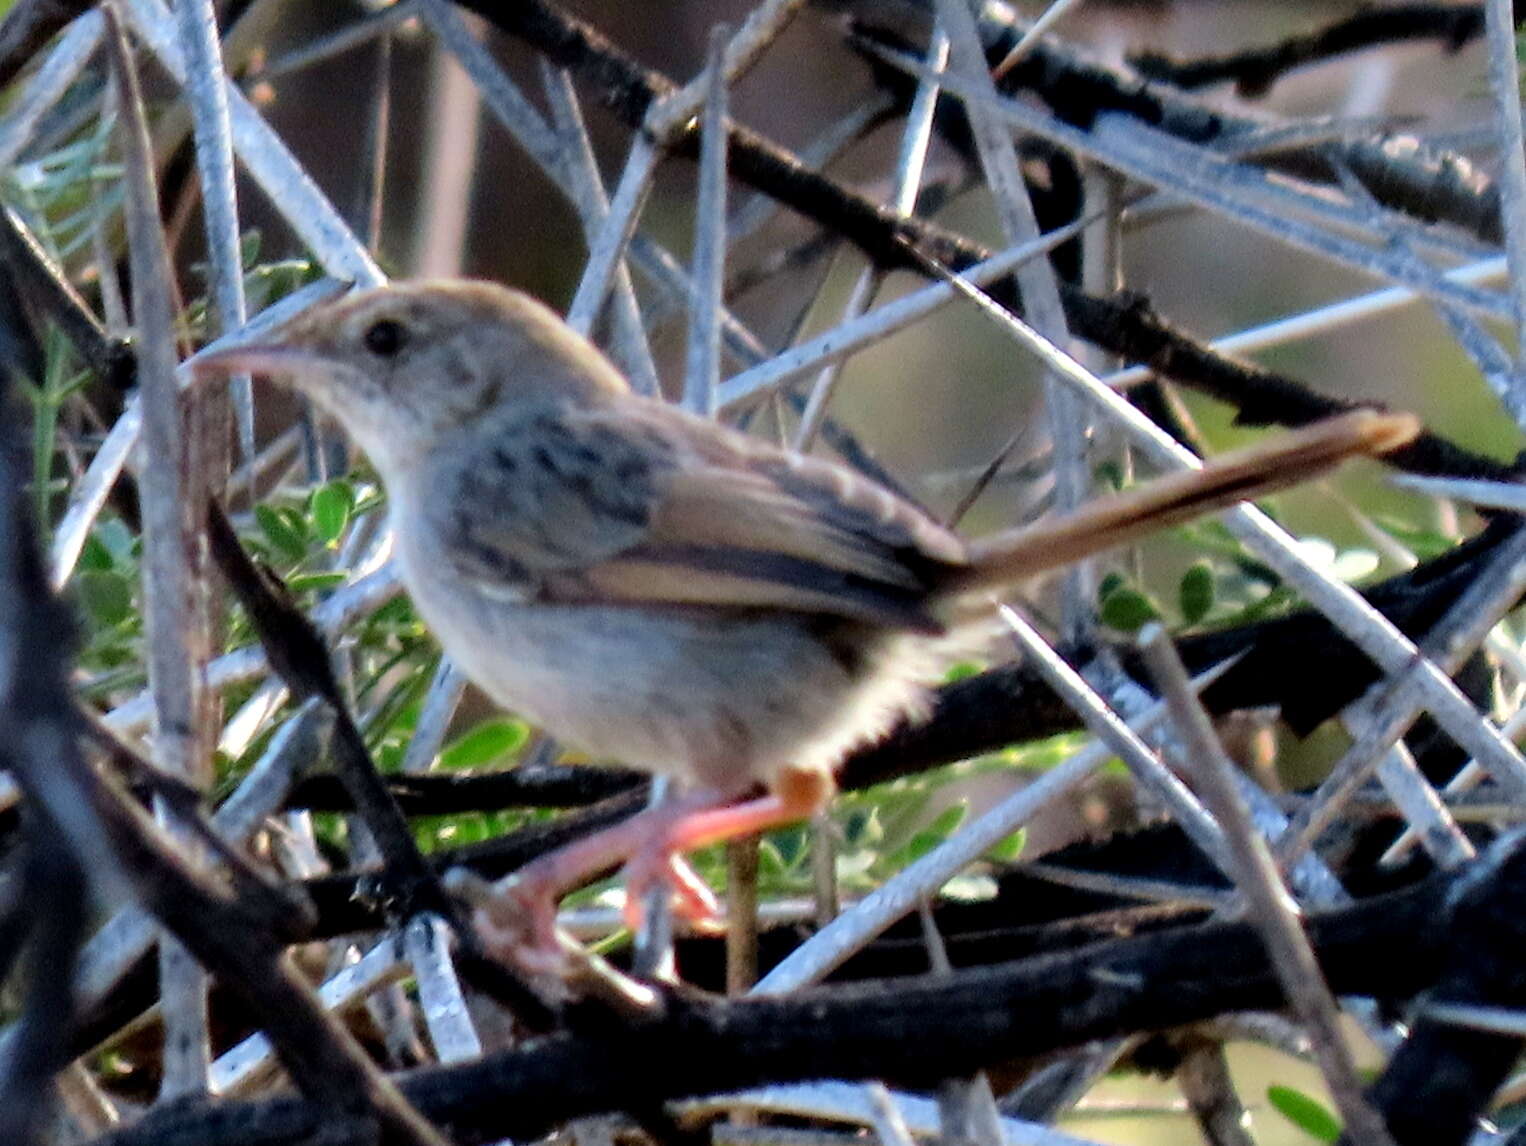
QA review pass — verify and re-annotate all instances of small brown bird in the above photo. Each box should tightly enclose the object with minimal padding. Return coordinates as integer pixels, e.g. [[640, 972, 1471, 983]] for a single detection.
[[195, 280, 1416, 961]]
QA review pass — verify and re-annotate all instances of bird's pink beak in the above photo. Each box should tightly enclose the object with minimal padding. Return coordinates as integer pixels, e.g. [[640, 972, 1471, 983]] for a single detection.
[[188, 342, 317, 381]]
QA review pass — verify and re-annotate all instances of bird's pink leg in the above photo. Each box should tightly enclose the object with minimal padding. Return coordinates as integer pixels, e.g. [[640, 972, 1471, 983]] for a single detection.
[[474, 787, 738, 964], [470, 770, 833, 970], [620, 769, 835, 932]]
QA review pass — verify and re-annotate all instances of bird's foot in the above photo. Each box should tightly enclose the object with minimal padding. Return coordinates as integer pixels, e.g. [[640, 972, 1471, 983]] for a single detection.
[[619, 850, 724, 935], [448, 770, 833, 974], [446, 866, 569, 976], [618, 769, 835, 934]]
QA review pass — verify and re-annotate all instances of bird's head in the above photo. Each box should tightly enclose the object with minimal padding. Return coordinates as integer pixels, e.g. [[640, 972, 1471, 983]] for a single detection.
[[192, 280, 630, 474]]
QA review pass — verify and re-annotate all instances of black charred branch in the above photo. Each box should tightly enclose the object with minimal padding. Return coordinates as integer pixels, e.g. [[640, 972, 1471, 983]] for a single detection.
[[1359, 830, 1526, 1145], [1129, 4, 1496, 97], [92, 833, 1526, 1146]]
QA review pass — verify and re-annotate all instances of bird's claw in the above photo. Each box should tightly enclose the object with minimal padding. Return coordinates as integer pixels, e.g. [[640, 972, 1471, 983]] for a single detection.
[[619, 850, 724, 936], [446, 866, 571, 976]]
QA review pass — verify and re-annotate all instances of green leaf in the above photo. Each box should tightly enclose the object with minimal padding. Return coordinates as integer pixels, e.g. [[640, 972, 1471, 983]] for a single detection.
[[310, 480, 355, 546], [756, 837, 788, 877], [239, 229, 262, 269], [77, 534, 115, 572], [255, 503, 306, 563], [1266, 1085, 1341, 1142], [1096, 571, 1125, 602], [1099, 586, 1161, 632], [287, 571, 349, 593], [1374, 516, 1454, 562], [438, 719, 531, 769], [368, 596, 419, 626], [75, 569, 133, 626], [1178, 560, 1215, 625], [890, 802, 967, 867], [943, 660, 984, 684], [985, 827, 1026, 863]]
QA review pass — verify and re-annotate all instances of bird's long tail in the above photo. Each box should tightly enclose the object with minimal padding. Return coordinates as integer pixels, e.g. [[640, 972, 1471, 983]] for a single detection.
[[943, 410, 1420, 595]]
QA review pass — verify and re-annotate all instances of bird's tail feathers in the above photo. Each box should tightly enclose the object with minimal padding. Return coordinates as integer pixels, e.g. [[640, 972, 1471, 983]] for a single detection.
[[943, 410, 1420, 595]]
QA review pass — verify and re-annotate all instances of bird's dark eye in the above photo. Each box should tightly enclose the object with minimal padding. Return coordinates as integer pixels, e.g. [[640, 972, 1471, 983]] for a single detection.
[[363, 319, 409, 358]]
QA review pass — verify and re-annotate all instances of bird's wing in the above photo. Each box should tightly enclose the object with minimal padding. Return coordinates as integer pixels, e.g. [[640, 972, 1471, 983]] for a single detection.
[[431, 402, 966, 632]]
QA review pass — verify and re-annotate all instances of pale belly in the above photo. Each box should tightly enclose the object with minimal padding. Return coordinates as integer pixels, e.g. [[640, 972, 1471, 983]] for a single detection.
[[393, 529, 931, 792]]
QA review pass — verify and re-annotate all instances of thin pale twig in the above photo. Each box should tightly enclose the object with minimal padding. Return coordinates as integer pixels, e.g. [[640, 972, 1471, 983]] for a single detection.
[[643, 0, 806, 142], [717, 218, 1091, 409], [995, 607, 1231, 870], [420, 2, 664, 388], [103, 560, 401, 735], [539, 63, 662, 395], [1103, 255, 1507, 392], [1274, 526, 1526, 867], [1483, 0, 1526, 430], [863, 1084, 918, 1146], [1137, 626, 1395, 1146], [565, 136, 659, 336], [861, 40, 1513, 323], [50, 277, 347, 588], [1383, 696, 1526, 866], [105, 6, 214, 1098], [405, 913, 482, 1064], [0, 10, 102, 169], [684, 26, 730, 417], [259, 0, 421, 81], [175, 0, 253, 481], [724, 94, 895, 245], [401, 659, 466, 775], [990, 0, 1089, 80], [572, 1, 804, 331], [1389, 473, 1526, 513]]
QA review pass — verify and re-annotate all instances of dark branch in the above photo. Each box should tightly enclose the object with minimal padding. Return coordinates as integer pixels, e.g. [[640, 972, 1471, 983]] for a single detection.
[[1129, 3, 1493, 97], [1362, 829, 1526, 1145], [91, 836, 1526, 1146]]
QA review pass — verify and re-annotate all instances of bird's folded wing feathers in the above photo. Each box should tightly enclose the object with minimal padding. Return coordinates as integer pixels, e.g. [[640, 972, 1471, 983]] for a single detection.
[[435, 405, 967, 632]]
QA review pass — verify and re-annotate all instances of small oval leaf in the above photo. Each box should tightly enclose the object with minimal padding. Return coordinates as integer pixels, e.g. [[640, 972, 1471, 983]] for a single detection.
[[255, 503, 306, 562], [1266, 1084, 1341, 1142], [1179, 560, 1215, 625], [75, 570, 133, 627], [310, 480, 355, 545], [438, 719, 531, 769], [1099, 586, 1161, 632], [985, 827, 1027, 863]]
